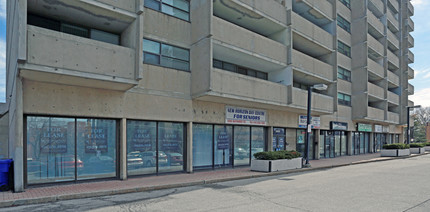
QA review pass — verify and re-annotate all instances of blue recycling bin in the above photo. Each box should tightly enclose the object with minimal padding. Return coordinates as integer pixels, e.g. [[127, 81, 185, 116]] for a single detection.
[[0, 159, 12, 188]]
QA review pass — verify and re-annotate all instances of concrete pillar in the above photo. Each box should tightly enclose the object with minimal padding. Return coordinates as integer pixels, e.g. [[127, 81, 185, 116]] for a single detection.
[[369, 132, 375, 153], [13, 78, 24, 192], [347, 131, 353, 156], [186, 122, 193, 173], [267, 126, 273, 151], [119, 118, 127, 180]]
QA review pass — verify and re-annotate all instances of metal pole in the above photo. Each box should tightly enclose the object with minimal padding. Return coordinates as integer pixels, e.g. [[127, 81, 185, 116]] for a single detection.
[[305, 86, 312, 167], [407, 107, 410, 144]]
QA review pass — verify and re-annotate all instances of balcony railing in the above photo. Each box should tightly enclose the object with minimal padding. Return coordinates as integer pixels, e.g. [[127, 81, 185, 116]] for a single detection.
[[387, 111, 399, 123], [291, 49, 333, 81], [24, 25, 137, 90], [300, 0, 334, 19], [387, 30, 399, 50], [368, 82, 384, 100], [212, 16, 287, 65], [408, 66, 414, 79], [367, 10, 384, 36], [387, 91, 399, 105], [387, 50, 399, 68], [408, 50, 414, 63], [367, 59, 384, 79], [291, 12, 333, 50], [292, 87, 334, 113], [387, 71, 400, 86], [408, 83, 414, 95], [368, 106, 385, 121], [408, 34, 414, 48], [367, 34, 384, 57]]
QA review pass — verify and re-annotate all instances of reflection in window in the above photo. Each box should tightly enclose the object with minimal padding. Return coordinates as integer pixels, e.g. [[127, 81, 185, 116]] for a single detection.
[[234, 126, 250, 166], [158, 122, 184, 173], [144, 0, 190, 21], [126, 121, 157, 176], [76, 119, 117, 180], [143, 39, 190, 71]]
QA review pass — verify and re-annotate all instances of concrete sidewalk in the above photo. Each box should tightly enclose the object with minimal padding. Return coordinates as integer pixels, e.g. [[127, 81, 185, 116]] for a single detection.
[[0, 153, 425, 208]]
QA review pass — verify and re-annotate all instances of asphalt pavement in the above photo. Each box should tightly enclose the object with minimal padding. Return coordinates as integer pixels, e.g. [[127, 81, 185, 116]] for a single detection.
[[2, 154, 430, 212]]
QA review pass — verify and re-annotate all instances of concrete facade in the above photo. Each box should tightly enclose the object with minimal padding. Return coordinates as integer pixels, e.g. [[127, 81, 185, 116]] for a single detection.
[[5, 0, 414, 191]]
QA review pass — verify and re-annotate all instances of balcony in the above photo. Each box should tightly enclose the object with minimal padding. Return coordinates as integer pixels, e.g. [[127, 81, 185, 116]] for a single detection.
[[388, 0, 399, 13], [367, 106, 385, 121], [96, 0, 136, 12], [408, 66, 414, 80], [291, 49, 333, 82], [367, 34, 384, 58], [408, 34, 414, 48], [212, 16, 287, 69], [387, 111, 399, 124], [387, 50, 400, 68], [408, 83, 414, 95], [367, 59, 384, 79], [368, 82, 385, 100], [367, 10, 385, 37], [387, 91, 399, 105], [408, 100, 414, 107], [408, 50, 414, 64], [408, 0, 414, 16], [369, 0, 384, 17], [21, 25, 137, 91], [213, 0, 287, 37], [291, 88, 334, 114], [291, 12, 334, 51], [292, 0, 333, 28], [407, 18, 415, 32], [196, 68, 290, 108], [387, 71, 400, 87], [387, 30, 400, 50], [387, 11, 399, 32]]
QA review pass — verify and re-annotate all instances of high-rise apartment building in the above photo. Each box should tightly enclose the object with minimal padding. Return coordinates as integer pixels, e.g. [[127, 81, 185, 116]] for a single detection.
[[5, 0, 415, 191]]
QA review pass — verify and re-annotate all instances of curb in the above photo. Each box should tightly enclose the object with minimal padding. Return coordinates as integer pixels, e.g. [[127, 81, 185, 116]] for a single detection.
[[1, 153, 428, 208]]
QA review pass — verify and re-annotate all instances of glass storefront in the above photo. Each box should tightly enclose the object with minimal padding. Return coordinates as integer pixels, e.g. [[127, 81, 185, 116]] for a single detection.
[[352, 132, 370, 155], [319, 131, 348, 158], [126, 121, 185, 176], [296, 129, 315, 160], [374, 133, 387, 153], [26, 116, 117, 185], [192, 124, 266, 169]]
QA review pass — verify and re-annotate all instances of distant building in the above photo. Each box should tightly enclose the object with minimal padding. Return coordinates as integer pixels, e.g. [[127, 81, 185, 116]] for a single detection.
[[5, 0, 415, 192]]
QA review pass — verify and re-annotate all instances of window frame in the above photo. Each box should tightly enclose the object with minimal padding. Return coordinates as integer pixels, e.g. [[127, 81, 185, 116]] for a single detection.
[[338, 41, 351, 58], [337, 15, 351, 33], [143, 38, 190, 72], [338, 92, 352, 106], [144, 0, 190, 22], [339, 0, 351, 9], [337, 66, 351, 82], [212, 59, 268, 80]]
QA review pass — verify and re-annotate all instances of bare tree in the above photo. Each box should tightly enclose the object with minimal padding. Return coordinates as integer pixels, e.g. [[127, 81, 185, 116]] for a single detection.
[[413, 107, 430, 125]]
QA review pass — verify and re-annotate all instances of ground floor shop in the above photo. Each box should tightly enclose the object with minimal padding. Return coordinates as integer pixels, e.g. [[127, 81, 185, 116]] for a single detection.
[[22, 114, 404, 186]]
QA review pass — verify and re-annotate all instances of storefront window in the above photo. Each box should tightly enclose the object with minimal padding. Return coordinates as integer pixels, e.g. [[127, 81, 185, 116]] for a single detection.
[[126, 121, 156, 176], [192, 124, 213, 168], [335, 131, 341, 157], [27, 116, 118, 185], [341, 132, 347, 156], [234, 126, 250, 166], [77, 119, 117, 180], [214, 125, 232, 168], [27, 117, 75, 184], [158, 122, 184, 173], [251, 127, 265, 159]]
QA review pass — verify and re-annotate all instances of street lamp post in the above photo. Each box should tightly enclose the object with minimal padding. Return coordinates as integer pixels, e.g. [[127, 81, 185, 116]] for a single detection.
[[304, 84, 328, 168], [406, 105, 421, 144]]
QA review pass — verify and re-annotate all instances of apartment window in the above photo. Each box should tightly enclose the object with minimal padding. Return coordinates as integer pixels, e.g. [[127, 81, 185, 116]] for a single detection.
[[27, 14, 120, 45], [293, 82, 309, 90], [339, 0, 350, 9], [337, 15, 351, 33], [338, 41, 351, 57], [212, 59, 268, 80], [143, 39, 190, 71], [337, 66, 351, 82], [338, 93, 351, 106], [145, 0, 190, 21]]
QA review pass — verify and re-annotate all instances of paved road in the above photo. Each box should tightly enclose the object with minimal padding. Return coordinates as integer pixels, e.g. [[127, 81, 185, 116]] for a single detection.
[[3, 155, 430, 212]]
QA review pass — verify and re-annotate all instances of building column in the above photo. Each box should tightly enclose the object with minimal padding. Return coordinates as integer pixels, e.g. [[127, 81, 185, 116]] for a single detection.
[[267, 126, 273, 151], [347, 131, 353, 156], [186, 122, 193, 173], [13, 77, 24, 192], [119, 118, 127, 180], [369, 132, 375, 153]]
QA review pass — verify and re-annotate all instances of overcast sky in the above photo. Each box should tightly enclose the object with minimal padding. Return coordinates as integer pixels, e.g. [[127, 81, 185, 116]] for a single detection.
[[0, 0, 428, 107]]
